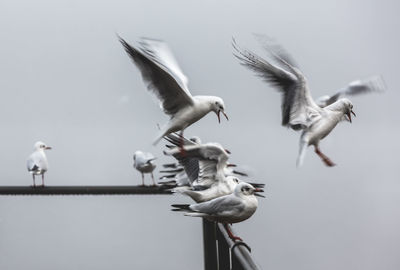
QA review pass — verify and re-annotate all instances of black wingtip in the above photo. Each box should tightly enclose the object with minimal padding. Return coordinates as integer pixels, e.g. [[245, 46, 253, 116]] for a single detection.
[[171, 204, 190, 211]]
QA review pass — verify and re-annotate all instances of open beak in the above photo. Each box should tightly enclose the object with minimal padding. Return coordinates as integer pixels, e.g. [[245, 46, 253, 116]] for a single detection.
[[254, 188, 265, 198], [346, 110, 356, 123], [217, 110, 229, 123], [45, 146, 52, 150]]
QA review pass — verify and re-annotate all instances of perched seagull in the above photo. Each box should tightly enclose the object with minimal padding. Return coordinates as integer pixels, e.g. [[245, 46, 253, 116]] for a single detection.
[[172, 182, 264, 241], [233, 38, 360, 167], [316, 75, 386, 107], [133, 151, 157, 186], [26, 141, 52, 187], [164, 134, 263, 202], [119, 37, 228, 145]]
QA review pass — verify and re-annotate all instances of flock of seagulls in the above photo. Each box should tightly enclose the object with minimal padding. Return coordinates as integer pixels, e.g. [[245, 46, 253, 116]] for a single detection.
[[26, 34, 385, 241]]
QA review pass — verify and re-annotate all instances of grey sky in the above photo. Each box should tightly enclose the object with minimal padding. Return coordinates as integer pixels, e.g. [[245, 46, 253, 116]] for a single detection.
[[0, 0, 399, 269]]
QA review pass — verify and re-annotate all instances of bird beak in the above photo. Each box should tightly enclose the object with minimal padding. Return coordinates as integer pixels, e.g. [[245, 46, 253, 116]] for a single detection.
[[224, 149, 231, 154], [346, 110, 356, 123], [217, 110, 229, 123], [45, 146, 52, 150], [227, 163, 237, 167], [254, 188, 265, 198]]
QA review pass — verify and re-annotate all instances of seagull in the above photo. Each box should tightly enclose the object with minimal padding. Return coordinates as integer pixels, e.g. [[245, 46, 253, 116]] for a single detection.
[[172, 182, 264, 241], [164, 133, 263, 202], [315, 75, 386, 107], [119, 36, 229, 145], [133, 151, 157, 186], [233, 38, 360, 167], [27, 141, 52, 187]]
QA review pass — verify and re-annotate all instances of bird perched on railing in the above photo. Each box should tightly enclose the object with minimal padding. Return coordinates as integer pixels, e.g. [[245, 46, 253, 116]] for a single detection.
[[119, 36, 229, 146], [163, 133, 264, 202], [172, 182, 264, 241], [133, 151, 157, 186], [27, 141, 52, 187], [232, 37, 384, 167]]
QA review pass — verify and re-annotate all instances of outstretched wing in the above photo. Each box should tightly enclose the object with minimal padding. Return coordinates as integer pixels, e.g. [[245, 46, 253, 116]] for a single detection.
[[319, 75, 386, 107], [119, 37, 194, 115], [233, 38, 322, 130], [165, 143, 229, 186]]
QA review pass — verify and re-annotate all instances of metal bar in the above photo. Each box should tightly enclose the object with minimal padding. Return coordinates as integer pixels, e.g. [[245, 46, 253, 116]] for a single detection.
[[203, 219, 218, 270], [0, 186, 172, 195], [216, 224, 231, 270], [217, 223, 261, 270]]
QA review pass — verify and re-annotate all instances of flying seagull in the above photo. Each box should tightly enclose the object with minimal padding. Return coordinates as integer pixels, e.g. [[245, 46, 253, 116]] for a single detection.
[[233, 38, 360, 167], [119, 36, 228, 145], [133, 151, 157, 186], [172, 182, 264, 241], [27, 141, 52, 187]]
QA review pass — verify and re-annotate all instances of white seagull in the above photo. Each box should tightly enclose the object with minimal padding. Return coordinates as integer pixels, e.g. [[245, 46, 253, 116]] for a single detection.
[[164, 134, 263, 202], [233, 38, 361, 167], [172, 182, 264, 241], [119, 37, 229, 145], [133, 151, 157, 186], [27, 141, 52, 187]]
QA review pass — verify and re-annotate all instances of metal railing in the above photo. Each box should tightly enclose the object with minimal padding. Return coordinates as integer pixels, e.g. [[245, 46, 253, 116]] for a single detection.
[[0, 185, 171, 195], [203, 219, 261, 270], [0, 185, 261, 269]]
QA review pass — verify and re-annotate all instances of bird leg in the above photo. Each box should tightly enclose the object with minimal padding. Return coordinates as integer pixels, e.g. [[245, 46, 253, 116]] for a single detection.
[[224, 224, 243, 242], [32, 175, 36, 187], [41, 174, 45, 187], [141, 173, 145, 186], [314, 146, 336, 167], [151, 172, 156, 186]]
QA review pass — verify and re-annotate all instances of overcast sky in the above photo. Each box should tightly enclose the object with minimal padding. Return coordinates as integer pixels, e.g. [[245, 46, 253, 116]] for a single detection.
[[0, 0, 399, 269]]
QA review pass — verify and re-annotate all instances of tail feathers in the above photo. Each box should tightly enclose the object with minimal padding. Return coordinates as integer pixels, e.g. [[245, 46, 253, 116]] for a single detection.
[[296, 137, 308, 168], [171, 204, 191, 212]]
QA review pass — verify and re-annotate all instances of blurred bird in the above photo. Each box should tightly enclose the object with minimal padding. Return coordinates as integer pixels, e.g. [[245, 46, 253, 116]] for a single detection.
[[27, 141, 52, 187], [172, 182, 264, 241], [315, 75, 386, 107], [133, 151, 157, 186], [164, 133, 263, 202], [119, 37, 229, 146], [233, 38, 365, 167]]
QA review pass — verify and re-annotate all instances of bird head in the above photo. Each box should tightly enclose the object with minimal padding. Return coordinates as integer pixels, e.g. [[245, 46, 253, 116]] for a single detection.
[[209, 97, 228, 123], [235, 182, 265, 198], [34, 141, 52, 151], [341, 98, 356, 123]]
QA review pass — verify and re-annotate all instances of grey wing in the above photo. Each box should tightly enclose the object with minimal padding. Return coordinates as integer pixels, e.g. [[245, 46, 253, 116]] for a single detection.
[[232, 38, 321, 130], [191, 195, 244, 216], [322, 75, 386, 107], [119, 37, 194, 115], [27, 152, 47, 172]]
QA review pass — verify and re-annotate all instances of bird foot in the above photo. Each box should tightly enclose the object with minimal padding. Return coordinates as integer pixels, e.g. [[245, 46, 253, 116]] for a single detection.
[[322, 158, 336, 167], [230, 236, 243, 242]]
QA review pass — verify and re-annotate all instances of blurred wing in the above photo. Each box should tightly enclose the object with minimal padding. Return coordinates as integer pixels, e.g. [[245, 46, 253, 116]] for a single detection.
[[165, 143, 229, 186], [232, 38, 321, 129], [119, 37, 194, 115], [322, 75, 386, 107], [253, 33, 299, 68]]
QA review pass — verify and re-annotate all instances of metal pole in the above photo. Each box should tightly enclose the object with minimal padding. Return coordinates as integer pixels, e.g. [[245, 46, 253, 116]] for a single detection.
[[0, 185, 172, 195], [203, 219, 218, 270], [216, 225, 230, 270]]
